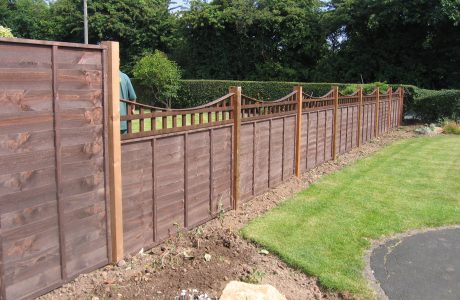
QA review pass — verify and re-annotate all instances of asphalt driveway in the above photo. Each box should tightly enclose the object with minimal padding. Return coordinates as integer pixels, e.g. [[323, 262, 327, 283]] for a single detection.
[[370, 228, 460, 300]]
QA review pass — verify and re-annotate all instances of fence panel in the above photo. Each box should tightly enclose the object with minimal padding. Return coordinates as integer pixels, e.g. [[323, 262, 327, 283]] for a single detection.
[[0, 38, 110, 300], [300, 92, 335, 171], [120, 91, 234, 255], [239, 94, 297, 202]]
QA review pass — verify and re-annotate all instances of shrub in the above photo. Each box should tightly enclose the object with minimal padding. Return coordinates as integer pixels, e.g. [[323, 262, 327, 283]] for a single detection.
[[340, 82, 390, 95], [410, 88, 460, 122], [0, 26, 14, 38], [442, 119, 460, 135], [134, 79, 396, 108], [133, 50, 181, 108]]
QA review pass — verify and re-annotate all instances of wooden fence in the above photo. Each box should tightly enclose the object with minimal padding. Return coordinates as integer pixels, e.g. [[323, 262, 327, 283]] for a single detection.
[[0, 38, 404, 300], [119, 84, 403, 256], [0, 38, 111, 300]]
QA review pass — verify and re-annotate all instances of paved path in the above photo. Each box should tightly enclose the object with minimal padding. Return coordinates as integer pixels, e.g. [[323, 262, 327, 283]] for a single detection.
[[370, 228, 460, 300]]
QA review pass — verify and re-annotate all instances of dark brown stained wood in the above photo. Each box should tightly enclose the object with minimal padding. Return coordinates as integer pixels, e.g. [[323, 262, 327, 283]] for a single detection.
[[0, 37, 106, 50], [0, 90, 53, 115], [240, 123, 254, 202], [230, 86, 241, 210], [0, 112, 54, 135], [51, 46, 67, 281], [307, 113, 317, 170], [283, 116, 295, 180], [316, 111, 325, 164], [269, 118, 283, 186], [299, 113, 308, 173], [0, 215, 4, 300], [152, 139, 157, 243], [155, 135, 185, 240], [294, 86, 302, 177], [0, 43, 51, 69], [332, 86, 339, 160], [0, 167, 55, 196], [120, 140, 153, 255], [186, 131, 211, 228], [375, 88, 380, 137], [357, 87, 363, 146], [253, 121, 270, 195], [0, 40, 109, 300], [209, 130, 213, 216], [58, 89, 102, 110], [0, 130, 55, 156], [211, 127, 232, 212], [325, 110, 334, 161]]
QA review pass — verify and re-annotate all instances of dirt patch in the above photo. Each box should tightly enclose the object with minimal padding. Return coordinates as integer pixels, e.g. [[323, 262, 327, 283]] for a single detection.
[[39, 127, 416, 300]]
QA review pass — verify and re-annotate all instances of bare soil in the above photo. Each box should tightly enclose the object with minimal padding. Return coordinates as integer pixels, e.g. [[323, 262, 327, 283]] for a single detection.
[[39, 127, 416, 300]]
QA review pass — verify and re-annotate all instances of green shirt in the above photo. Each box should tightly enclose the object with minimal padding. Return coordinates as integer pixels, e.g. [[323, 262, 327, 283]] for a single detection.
[[120, 71, 137, 131]]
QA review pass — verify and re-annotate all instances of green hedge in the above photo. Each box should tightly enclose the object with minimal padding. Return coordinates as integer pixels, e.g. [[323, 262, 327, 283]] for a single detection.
[[405, 86, 460, 122], [134, 79, 390, 108], [133, 79, 460, 122]]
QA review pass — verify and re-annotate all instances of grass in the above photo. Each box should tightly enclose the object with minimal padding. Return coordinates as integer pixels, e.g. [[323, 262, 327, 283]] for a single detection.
[[242, 135, 460, 298]]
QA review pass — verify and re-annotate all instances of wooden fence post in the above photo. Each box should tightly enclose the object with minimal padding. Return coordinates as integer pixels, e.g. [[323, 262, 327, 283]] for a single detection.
[[374, 87, 380, 137], [357, 86, 363, 146], [332, 86, 339, 160], [230, 86, 241, 210], [294, 85, 303, 177], [102, 41, 123, 262], [388, 87, 392, 130]]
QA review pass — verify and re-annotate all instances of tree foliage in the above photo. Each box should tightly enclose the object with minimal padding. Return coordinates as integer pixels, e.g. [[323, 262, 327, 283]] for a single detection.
[[1, 0, 459, 89], [315, 0, 460, 89], [133, 50, 182, 108], [174, 0, 326, 81]]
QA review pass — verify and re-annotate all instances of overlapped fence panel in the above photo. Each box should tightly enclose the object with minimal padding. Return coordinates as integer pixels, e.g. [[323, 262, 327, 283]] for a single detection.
[[120, 96, 234, 255], [0, 39, 110, 300], [337, 92, 360, 155], [300, 91, 335, 172], [239, 93, 297, 202], [361, 91, 377, 144]]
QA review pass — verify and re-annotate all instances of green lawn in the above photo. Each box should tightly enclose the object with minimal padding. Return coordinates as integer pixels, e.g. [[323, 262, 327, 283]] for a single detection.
[[242, 135, 460, 297]]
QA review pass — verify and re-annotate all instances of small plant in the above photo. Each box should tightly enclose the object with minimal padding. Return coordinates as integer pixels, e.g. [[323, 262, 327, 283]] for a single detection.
[[240, 269, 266, 284], [441, 119, 460, 135], [0, 26, 14, 38], [217, 197, 226, 226], [133, 50, 181, 108]]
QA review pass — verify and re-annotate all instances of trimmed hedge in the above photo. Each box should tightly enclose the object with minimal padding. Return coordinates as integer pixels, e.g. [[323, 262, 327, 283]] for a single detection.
[[134, 79, 391, 108], [406, 86, 460, 122], [133, 79, 460, 122]]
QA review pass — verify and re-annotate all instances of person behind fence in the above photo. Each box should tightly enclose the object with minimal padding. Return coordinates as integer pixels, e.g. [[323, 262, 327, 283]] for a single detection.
[[120, 71, 137, 134]]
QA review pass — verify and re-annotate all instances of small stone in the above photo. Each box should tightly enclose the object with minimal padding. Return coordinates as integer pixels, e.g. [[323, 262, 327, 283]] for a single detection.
[[117, 260, 126, 267], [91, 297, 99, 300]]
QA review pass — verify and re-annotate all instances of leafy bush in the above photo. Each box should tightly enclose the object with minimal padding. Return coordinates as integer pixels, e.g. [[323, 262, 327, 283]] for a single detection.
[[442, 119, 460, 135], [0, 26, 14, 38], [340, 82, 390, 95], [133, 51, 181, 108]]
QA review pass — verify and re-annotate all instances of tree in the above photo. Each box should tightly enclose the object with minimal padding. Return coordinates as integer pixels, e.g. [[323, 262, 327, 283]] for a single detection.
[[133, 50, 182, 108], [49, 0, 177, 73], [0, 0, 54, 40], [315, 0, 460, 89], [0, 26, 14, 37], [174, 0, 326, 81]]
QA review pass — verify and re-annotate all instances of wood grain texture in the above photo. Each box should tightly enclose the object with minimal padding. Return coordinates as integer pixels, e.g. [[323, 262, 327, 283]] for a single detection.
[[0, 40, 109, 300]]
